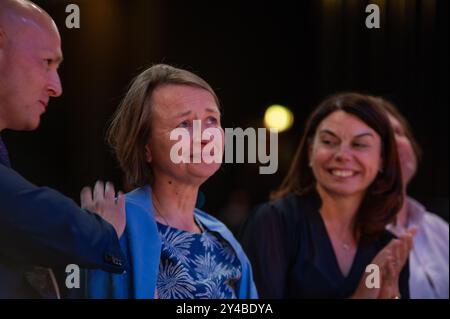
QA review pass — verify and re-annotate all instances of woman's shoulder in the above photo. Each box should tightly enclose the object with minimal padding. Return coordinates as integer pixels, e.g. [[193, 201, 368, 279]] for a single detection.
[[124, 197, 151, 222], [421, 211, 449, 255], [407, 197, 449, 243], [122, 187, 158, 230], [422, 211, 449, 234], [240, 192, 320, 244], [124, 186, 150, 208], [408, 197, 448, 230], [251, 191, 320, 224]]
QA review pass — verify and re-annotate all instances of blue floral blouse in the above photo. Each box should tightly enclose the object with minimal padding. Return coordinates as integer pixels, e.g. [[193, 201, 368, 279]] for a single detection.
[[156, 219, 242, 299]]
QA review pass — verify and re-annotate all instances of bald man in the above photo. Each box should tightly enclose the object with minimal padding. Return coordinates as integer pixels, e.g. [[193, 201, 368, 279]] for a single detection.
[[0, 0, 127, 298]]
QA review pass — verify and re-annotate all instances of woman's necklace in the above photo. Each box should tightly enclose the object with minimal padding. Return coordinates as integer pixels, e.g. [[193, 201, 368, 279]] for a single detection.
[[323, 217, 355, 252], [152, 193, 172, 226], [152, 193, 202, 233], [335, 232, 354, 252], [153, 202, 170, 226]]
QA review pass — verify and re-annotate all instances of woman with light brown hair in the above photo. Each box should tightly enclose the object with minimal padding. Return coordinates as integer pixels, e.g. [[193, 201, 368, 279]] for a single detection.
[[83, 64, 257, 299], [241, 92, 415, 299]]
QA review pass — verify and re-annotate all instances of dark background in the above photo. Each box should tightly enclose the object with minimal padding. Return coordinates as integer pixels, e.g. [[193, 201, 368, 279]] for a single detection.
[[4, 0, 449, 233]]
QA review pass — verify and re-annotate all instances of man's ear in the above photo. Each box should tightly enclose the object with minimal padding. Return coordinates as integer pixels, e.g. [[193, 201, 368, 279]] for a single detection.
[[145, 144, 152, 163]]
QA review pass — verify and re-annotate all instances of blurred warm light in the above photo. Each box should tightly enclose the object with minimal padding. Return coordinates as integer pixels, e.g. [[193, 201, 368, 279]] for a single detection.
[[264, 104, 294, 132]]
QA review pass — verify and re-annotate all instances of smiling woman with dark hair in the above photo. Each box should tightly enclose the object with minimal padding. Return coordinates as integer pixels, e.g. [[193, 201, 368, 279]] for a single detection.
[[241, 92, 416, 299]]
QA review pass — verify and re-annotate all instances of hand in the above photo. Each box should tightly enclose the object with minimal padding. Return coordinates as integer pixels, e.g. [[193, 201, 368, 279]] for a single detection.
[[80, 181, 126, 238], [351, 228, 416, 299], [378, 228, 416, 299]]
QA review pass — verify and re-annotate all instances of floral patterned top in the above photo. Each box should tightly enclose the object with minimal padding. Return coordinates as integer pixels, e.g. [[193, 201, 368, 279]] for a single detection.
[[156, 219, 242, 299]]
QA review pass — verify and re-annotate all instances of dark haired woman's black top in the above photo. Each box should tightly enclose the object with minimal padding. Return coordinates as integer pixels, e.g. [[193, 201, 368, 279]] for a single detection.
[[240, 191, 410, 299]]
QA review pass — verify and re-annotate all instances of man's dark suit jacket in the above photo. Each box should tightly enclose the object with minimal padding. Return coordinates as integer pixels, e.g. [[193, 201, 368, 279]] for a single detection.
[[0, 160, 127, 298]]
